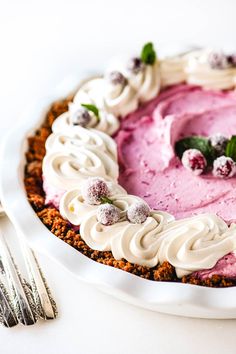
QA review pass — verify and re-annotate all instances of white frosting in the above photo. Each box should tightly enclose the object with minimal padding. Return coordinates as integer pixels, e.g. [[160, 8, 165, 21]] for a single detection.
[[185, 50, 236, 89], [104, 77, 138, 117], [158, 214, 236, 277], [60, 190, 129, 225], [79, 210, 236, 277], [52, 109, 119, 137], [160, 55, 187, 87], [42, 146, 119, 191], [128, 61, 161, 102], [46, 127, 117, 162], [74, 77, 105, 109]]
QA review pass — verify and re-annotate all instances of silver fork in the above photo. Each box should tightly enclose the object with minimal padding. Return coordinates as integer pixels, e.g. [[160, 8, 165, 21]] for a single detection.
[[0, 202, 57, 327]]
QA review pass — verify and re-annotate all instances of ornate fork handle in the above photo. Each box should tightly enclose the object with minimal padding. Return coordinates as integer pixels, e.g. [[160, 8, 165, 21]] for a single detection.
[[0, 233, 36, 325], [0, 280, 18, 327], [20, 240, 57, 320]]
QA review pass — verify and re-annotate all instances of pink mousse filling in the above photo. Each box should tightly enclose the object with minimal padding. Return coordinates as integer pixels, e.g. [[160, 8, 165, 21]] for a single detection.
[[116, 84, 236, 222], [115, 84, 236, 280], [43, 177, 65, 209]]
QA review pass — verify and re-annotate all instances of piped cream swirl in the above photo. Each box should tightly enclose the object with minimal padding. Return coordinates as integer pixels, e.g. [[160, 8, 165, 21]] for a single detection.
[[60, 190, 130, 225], [46, 126, 117, 162], [74, 77, 105, 109], [185, 50, 236, 89], [160, 55, 187, 87], [43, 146, 119, 191], [53, 108, 119, 137], [104, 77, 138, 117], [128, 61, 161, 102], [78, 210, 236, 277]]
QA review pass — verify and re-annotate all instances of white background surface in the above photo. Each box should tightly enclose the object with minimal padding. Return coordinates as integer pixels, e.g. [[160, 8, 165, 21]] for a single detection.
[[0, 0, 236, 353]]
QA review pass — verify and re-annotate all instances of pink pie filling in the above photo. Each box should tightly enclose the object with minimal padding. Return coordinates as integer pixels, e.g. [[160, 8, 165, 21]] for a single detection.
[[116, 84, 236, 222], [115, 84, 236, 280], [43, 177, 65, 210]]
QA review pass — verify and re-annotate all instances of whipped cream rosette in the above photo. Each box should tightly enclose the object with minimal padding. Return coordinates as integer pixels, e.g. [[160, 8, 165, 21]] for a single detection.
[[160, 54, 188, 87], [46, 126, 117, 162], [185, 50, 236, 90], [80, 209, 172, 254], [74, 77, 105, 109], [42, 146, 119, 192], [62, 178, 236, 278], [60, 191, 136, 226], [103, 72, 138, 117], [158, 214, 236, 277], [52, 103, 119, 136], [127, 60, 161, 102]]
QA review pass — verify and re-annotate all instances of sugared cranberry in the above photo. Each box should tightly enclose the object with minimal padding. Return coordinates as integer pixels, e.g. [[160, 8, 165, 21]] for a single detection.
[[181, 149, 207, 175], [81, 177, 110, 205], [107, 71, 127, 86], [209, 133, 228, 156], [213, 156, 236, 178], [208, 51, 229, 70], [69, 104, 91, 127], [127, 57, 144, 74], [127, 201, 150, 224], [97, 203, 120, 226], [226, 54, 236, 67]]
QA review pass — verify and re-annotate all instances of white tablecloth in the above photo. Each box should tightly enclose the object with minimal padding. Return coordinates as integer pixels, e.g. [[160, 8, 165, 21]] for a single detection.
[[0, 1, 236, 353]]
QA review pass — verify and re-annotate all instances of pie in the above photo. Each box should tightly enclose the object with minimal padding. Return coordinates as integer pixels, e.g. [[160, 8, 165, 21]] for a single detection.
[[24, 43, 236, 287]]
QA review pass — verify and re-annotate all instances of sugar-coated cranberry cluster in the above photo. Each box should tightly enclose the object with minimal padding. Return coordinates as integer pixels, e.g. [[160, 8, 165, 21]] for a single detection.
[[208, 51, 236, 70], [181, 134, 236, 178], [81, 177, 150, 226]]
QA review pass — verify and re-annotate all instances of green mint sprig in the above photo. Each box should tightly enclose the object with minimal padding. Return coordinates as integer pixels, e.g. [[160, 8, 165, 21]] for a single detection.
[[81, 103, 100, 122], [175, 136, 215, 165], [225, 135, 236, 161], [141, 42, 156, 65], [100, 196, 113, 204]]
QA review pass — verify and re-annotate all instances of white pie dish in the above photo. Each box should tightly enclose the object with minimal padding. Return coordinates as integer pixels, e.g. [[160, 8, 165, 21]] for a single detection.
[[1, 79, 236, 319]]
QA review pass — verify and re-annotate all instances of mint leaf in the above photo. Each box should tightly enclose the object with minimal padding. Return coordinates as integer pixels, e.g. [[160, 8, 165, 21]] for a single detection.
[[100, 196, 113, 204], [225, 135, 236, 161], [81, 103, 100, 121], [141, 42, 156, 65], [175, 136, 215, 164]]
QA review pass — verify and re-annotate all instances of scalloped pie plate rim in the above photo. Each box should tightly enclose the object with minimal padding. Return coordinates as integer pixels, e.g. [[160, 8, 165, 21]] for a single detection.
[[1, 78, 236, 319]]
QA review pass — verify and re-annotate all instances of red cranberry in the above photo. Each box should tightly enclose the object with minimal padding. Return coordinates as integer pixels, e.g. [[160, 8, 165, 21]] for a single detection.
[[97, 204, 120, 226], [181, 149, 207, 175], [81, 177, 110, 205], [127, 57, 144, 74], [209, 133, 228, 156], [108, 71, 127, 86], [213, 156, 236, 178], [69, 105, 91, 127], [227, 54, 236, 66], [208, 51, 229, 70], [127, 201, 150, 224]]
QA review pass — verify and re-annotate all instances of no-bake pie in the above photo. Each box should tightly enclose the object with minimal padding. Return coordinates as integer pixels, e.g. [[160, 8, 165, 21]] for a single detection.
[[24, 43, 236, 287]]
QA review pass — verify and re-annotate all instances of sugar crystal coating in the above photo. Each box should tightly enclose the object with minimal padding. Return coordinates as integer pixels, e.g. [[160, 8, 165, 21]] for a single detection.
[[213, 156, 236, 178], [127, 57, 144, 74], [70, 106, 92, 127], [209, 133, 228, 156], [81, 177, 110, 205], [181, 149, 207, 175], [108, 71, 127, 86], [127, 201, 150, 224], [208, 52, 229, 70], [97, 203, 120, 226]]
